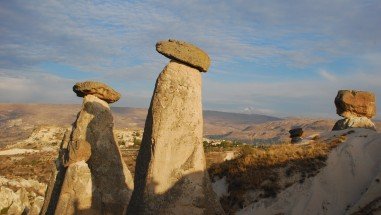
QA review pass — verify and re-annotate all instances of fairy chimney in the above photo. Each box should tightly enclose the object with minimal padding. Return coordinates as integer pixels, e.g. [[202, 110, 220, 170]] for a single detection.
[[127, 40, 224, 214], [43, 81, 134, 215]]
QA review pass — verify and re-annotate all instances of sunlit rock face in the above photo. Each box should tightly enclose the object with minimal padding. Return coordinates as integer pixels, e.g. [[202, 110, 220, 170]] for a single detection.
[[127, 40, 224, 215], [333, 90, 377, 131]]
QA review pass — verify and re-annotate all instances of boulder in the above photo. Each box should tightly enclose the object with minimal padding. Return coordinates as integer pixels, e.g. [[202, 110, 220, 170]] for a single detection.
[[73, 81, 121, 103], [45, 94, 134, 214], [335, 90, 376, 118], [127, 60, 224, 214], [289, 128, 303, 144], [0, 186, 31, 215], [29, 196, 44, 215], [332, 117, 376, 131], [289, 128, 303, 138], [54, 161, 93, 215], [156, 39, 211, 72]]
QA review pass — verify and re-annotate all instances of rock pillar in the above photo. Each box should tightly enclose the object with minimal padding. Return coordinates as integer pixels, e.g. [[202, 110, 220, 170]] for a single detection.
[[44, 81, 134, 215], [127, 40, 224, 214]]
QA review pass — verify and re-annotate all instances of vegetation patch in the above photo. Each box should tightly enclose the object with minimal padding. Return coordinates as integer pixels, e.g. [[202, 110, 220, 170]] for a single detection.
[[208, 137, 344, 213]]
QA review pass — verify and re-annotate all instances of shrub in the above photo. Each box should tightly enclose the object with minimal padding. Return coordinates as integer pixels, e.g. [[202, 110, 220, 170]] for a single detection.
[[208, 139, 343, 212], [133, 137, 141, 146]]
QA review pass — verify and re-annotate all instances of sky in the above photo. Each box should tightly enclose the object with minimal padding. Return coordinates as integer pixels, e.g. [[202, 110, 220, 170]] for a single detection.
[[0, 0, 380, 118]]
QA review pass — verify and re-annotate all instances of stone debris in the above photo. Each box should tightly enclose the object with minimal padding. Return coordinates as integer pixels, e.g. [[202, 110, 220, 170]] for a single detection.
[[73, 81, 121, 103], [127, 40, 224, 214], [333, 90, 377, 131], [0, 176, 46, 215]]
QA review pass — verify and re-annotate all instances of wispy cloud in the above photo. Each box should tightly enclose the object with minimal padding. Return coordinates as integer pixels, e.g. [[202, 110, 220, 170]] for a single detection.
[[319, 69, 337, 82], [0, 0, 380, 117]]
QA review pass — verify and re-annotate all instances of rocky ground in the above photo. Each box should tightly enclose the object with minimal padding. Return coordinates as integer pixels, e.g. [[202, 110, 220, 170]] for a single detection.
[[1, 104, 380, 214], [1, 126, 380, 214]]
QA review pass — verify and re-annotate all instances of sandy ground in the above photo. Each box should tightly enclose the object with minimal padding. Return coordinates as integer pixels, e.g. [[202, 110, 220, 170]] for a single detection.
[[0, 147, 56, 156]]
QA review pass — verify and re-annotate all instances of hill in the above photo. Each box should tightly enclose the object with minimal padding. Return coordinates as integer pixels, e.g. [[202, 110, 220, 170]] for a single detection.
[[2, 103, 379, 147], [0, 103, 281, 147]]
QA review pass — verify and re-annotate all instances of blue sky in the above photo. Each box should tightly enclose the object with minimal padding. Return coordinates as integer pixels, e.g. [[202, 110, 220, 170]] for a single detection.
[[0, 0, 380, 118]]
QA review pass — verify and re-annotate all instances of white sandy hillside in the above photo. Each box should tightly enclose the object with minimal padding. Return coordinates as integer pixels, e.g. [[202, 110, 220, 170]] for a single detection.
[[238, 128, 381, 215], [5, 126, 67, 149]]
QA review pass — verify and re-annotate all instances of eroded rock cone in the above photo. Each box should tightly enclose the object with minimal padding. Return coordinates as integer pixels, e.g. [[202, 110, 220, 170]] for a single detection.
[[44, 90, 133, 214], [289, 128, 303, 144], [333, 90, 377, 131], [127, 40, 223, 214]]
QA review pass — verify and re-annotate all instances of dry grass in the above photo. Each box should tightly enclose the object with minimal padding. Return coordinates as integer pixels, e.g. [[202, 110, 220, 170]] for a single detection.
[[0, 151, 57, 183], [208, 136, 345, 213]]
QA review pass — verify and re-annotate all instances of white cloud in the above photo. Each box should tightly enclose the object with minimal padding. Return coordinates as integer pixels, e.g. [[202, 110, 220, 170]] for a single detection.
[[319, 69, 337, 82], [202, 69, 381, 118], [0, 0, 380, 117]]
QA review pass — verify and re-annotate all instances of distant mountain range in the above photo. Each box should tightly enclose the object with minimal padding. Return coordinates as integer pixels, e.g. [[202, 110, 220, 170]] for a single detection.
[[0, 103, 280, 146], [2, 103, 378, 146]]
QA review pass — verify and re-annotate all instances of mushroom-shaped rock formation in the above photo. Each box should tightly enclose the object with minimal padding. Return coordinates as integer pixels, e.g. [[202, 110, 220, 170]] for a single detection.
[[43, 83, 133, 215], [289, 128, 303, 144], [127, 40, 224, 214], [333, 90, 377, 131], [156, 39, 211, 72], [73, 81, 121, 103]]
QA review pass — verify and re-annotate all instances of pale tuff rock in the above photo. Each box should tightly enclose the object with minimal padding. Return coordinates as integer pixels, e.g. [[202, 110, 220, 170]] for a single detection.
[[40, 129, 71, 215], [333, 90, 377, 131], [127, 46, 223, 214], [332, 117, 376, 131], [237, 129, 381, 215], [156, 39, 211, 72], [335, 90, 376, 118], [44, 94, 133, 214], [30, 196, 45, 215], [64, 140, 91, 167], [114, 129, 143, 148], [6, 125, 66, 149], [55, 161, 93, 215], [73, 81, 121, 103], [0, 177, 46, 215]]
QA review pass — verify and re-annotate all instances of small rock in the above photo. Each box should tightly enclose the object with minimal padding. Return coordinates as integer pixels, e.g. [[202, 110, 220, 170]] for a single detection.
[[0, 187, 16, 213], [16, 187, 31, 211], [73, 81, 121, 103], [156, 39, 211, 72], [29, 196, 44, 215], [289, 128, 303, 138]]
